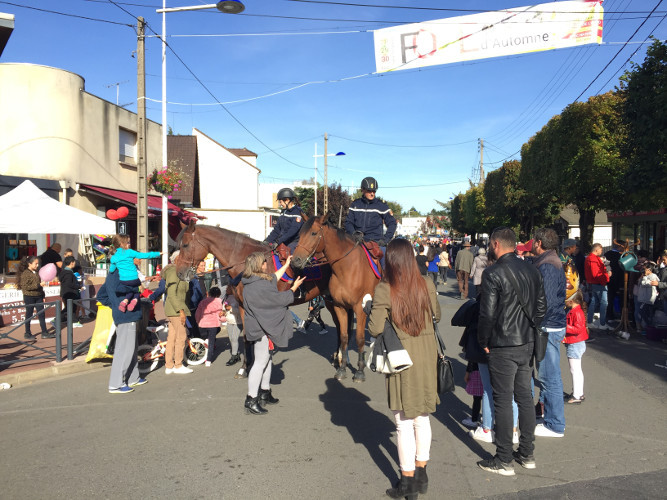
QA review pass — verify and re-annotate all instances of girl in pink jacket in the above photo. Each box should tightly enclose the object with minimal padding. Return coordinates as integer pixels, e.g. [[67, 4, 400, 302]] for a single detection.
[[195, 286, 225, 367]]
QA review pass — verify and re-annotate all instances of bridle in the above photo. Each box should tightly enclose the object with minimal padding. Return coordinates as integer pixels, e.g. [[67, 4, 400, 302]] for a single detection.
[[294, 224, 359, 268]]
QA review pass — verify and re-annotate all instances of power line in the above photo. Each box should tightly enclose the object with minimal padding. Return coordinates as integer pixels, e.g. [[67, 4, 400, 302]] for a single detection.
[[0, 1, 133, 26], [331, 135, 477, 148]]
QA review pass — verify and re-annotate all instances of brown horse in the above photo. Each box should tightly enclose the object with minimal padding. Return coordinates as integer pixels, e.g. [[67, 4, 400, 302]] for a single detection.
[[174, 220, 330, 305], [291, 215, 382, 382]]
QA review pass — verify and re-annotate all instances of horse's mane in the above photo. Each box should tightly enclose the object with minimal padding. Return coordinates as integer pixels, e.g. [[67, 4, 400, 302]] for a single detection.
[[300, 217, 354, 244], [180, 224, 266, 250]]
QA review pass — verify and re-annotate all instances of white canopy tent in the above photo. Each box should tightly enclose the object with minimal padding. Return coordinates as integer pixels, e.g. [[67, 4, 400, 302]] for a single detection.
[[0, 180, 116, 234]]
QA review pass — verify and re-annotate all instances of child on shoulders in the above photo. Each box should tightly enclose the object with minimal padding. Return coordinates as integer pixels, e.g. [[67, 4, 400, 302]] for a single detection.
[[109, 234, 161, 312]]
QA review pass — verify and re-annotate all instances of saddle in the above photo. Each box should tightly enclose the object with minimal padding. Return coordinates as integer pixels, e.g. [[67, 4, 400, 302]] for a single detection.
[[363, 241, 384, 261], [276, 243, 291, 262]]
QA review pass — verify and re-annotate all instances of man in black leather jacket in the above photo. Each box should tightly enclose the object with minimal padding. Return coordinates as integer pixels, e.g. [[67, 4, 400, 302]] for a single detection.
[[476, 227, 547, 476]]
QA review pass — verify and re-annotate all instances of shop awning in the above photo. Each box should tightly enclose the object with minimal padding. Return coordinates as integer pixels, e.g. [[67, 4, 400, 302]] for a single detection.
[[80, 184, 181, 215]]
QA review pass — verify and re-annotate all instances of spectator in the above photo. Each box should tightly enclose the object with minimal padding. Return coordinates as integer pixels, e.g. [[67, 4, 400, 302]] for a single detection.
[[96, 264, 147, 393], [470, 247, 488, 298], [638, 262, 659, 332], [650, 250, 667, 315], [108, 234, 160, 312], [564, 289, 588, 404], [17, 256, 54, 340], [426, 246, 440, 288], [415, 244, 428, 276], [39, 243, 62, 271], [477, 227, 546, 476], [531, 228, 567, 438], [241, 253, 305, 415], [366, 238, 441, 497], [605, 242, 624, 321], [186, 261, 207, 338], [438, 245, 450, 284], [455, 241, 474, 300], [462, 361, 483, 428], [223, 286, 242, 366], [163, 251, 193, 375], [585, 243, 612, 330], [301, 295, 328, 334], [59, 256, 83, 327], [195, 286, 224, 367]]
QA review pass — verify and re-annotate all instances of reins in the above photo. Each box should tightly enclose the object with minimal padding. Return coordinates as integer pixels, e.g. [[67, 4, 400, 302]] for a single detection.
[[294, 225, 360, 268]]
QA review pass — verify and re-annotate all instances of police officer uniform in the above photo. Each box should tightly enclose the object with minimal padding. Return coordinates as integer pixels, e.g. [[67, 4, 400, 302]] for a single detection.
[[264, 187, 304, 253], [344, 177, 397, 246]]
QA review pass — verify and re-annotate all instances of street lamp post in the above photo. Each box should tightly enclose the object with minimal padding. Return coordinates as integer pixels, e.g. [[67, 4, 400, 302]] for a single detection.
[[312, 137, 345, 217], [156, 0, 245, 266]]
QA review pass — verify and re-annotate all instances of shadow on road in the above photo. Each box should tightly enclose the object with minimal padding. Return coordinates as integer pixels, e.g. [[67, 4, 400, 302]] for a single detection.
[[319, 377, 398, 484]]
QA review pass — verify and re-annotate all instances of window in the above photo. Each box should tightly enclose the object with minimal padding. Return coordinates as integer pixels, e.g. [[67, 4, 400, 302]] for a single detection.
[[119, 128, 137, 165]]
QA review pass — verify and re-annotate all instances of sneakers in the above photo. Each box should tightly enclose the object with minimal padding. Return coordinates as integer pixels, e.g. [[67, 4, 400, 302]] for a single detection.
[[172, 365, 193, 374], [109, 386, 134, 394], [165, 367, 174, 374], [297, 320, 306, 330], [477, 457, 515, 476], [72, 322, 83, 328], [469, 426, 494, 443], [600, 323, 613, 331], [461, 417, 479, 428], [24, 333, 36, 340], [118, 300, 128, 313], [567, 395, 585, 404], [129, 378, 148, 387], [319, 327, 327, 335], [205, 361, 211, 367], [127, 298, 139, 311], [512, 450, 536, 469], [534, 423, 564, 438], [41, 332, 56, 339]]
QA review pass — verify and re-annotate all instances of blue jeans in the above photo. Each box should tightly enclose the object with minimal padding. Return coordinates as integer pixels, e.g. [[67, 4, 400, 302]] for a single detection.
[[487, 343, 536, 463], [478, 363, 518, 431], [535, 327, 566, 434], [587, 284, 608, 326]]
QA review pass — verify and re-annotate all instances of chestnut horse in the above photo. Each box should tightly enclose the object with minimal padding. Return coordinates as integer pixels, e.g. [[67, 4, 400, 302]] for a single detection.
[[291, 215, 381, 382]]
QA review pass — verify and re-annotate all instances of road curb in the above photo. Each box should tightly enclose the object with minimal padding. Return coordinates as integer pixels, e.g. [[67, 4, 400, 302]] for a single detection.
[[0, 358, 110, 388]]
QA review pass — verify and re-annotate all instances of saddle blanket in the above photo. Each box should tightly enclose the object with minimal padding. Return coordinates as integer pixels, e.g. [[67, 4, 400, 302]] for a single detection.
[[272, 254, 323, 283], [360, 245, 382, 280]]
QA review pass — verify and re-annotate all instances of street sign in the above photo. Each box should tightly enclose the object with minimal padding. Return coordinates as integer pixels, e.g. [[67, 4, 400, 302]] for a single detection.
[[117, 221, 127, 234]]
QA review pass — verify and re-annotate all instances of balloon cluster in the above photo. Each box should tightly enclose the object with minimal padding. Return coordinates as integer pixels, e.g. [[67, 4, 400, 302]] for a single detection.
[[106, 206, 129, 220]]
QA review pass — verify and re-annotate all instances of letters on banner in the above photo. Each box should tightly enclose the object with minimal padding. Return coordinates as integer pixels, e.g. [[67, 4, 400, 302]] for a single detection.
[[373, 1, 603, 73]]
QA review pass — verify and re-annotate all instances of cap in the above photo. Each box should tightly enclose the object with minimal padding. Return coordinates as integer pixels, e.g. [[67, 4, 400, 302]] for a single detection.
[[516, 239, 533, 252], [562, 238, 577, 249]]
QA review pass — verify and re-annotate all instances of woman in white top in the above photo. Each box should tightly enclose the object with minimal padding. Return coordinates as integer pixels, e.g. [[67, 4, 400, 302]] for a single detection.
[[469, 248, 488, 299]]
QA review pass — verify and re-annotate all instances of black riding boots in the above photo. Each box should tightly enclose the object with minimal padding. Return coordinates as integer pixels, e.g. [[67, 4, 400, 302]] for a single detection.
[[386, 474, 417, 500], [226, 353, 241, 366], [414, 465, 428, 494], [244, 395, 268, 415], [258, 388, 279, 406]]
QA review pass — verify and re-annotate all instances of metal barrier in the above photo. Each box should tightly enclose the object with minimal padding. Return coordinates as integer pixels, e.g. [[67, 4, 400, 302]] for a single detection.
[[66, 297, 100, 360], [0, 300, 63, 366]]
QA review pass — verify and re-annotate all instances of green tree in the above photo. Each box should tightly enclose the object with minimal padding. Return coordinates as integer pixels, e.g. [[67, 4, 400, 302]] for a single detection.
[[621, 38, 667, 208], [450, 194, 465, 235]]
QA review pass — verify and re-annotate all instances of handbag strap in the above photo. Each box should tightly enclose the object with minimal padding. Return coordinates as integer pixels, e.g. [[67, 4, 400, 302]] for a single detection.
[[430, 307, 447, 357], [505, 267, 536, 329]]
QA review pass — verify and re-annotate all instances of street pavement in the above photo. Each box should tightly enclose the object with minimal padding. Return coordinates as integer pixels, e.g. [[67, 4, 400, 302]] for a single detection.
[[1, 278, 666, 499]]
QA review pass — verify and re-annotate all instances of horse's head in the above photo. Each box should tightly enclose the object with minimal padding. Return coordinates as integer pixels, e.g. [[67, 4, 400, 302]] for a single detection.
[[292, 214, 327, 271], [175, 220, 208, 281]]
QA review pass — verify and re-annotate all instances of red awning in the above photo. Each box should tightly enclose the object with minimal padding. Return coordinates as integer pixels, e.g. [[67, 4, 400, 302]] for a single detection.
[[81, 184, 182, 214]]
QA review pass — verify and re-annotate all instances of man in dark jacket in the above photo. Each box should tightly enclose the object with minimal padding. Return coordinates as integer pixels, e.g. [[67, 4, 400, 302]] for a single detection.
[[531, 228, 567, 438], [477, 227, 546, 476]]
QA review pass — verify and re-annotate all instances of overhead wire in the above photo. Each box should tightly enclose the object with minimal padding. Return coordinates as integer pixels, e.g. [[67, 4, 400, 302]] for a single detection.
[[0, 0, 134, 26]]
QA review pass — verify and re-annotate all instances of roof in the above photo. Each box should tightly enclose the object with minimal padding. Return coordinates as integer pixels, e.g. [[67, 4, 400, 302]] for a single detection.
[[559, 205, 610, 226], [0, 13, 14, 57], [227, 148, 257, 157], [167, 135, 197, 205], [193, 128, 261, 173]]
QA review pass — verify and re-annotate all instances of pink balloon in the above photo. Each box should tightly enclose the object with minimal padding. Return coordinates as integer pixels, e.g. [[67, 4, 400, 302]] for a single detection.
[[39, 263, 57, 282]]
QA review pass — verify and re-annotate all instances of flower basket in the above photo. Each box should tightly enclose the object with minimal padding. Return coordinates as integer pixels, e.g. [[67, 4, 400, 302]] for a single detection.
[[148, 166, 187, 198]]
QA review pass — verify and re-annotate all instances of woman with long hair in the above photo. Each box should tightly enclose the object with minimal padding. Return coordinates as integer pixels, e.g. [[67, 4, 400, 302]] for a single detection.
[[17, 256, 54, 340], [367, 238, 441, 499], [241, 252, 305, 415]]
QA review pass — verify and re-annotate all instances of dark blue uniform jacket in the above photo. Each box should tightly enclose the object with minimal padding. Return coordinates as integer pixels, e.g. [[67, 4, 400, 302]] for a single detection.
[[344, 197, 397, 243], [266, 205, 304, 246]]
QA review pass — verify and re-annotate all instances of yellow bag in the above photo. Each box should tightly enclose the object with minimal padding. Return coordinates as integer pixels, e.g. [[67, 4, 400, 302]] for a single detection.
[[85, 303, 116, 362]]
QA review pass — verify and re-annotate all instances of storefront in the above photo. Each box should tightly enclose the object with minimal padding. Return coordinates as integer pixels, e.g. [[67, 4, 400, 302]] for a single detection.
[[607, 208, 667, 259]]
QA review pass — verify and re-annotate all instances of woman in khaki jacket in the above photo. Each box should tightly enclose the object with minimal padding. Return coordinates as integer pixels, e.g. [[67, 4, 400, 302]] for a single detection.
[[367, 238, 441, 500]]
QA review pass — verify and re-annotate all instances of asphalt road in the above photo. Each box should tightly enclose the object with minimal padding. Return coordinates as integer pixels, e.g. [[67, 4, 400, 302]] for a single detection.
[[1, 280, 666, 499]]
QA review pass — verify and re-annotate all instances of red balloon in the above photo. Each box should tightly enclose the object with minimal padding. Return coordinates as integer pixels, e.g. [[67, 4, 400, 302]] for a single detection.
[[106, 209, 118, 220], [117, 206, 129, 218]]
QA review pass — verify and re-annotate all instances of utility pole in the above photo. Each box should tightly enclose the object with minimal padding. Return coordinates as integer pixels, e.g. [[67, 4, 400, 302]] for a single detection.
[[323, 132, 329, 215], [479, 138, 485, 184], [136, 17, 149, 274], [314, 143, 318, 216]]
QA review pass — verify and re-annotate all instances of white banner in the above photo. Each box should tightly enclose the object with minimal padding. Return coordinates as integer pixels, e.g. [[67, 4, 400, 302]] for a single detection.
[[374, 1, 603, 73]]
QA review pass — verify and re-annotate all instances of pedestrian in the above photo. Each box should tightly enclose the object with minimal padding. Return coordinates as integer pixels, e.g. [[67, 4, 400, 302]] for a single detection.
[[96, 264, 147, 393], [455, 241, 474, 299], [426, 246, 440, 288], [301, 295, 328, 334], [224, 286, 242, 366], [162, 251, 194, 375], [462, 361, 483, 428], [638, 262, 659, 331], [366, 238, 441, 498], [564, 289, 588, 404], [531, 228, 568, 438], [108, 234, 160, 312], [39, 242, 62, 273], [17, 256, 54, 340], [241, 253, 305, 415], [477, 227, 546, 476], [649, 250, 667, 316], [186, 260, 207, 338], [584, 243, 612, 330], [605, 242, 624, 321], [415, 244, 428, 276], [438, 245, 450, 284], [195, 286, 224, 367], [469, 247, 488, 298], [59, 256, 82, 327]]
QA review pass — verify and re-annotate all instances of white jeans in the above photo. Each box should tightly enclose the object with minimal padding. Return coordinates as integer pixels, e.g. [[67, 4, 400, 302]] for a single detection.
[[392, 410, 431, 472]]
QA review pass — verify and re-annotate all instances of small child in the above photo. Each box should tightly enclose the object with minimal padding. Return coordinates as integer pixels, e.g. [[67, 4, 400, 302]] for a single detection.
[[224, 286, 242, 366], [59, 256, 82, 326], [638, 262, 659, 332], [564, 289, 589, 404], [195, 286, 224, 368], [462, 361, 483, 428], [301, 295, 327, 335], [108, 234, 160, 312]]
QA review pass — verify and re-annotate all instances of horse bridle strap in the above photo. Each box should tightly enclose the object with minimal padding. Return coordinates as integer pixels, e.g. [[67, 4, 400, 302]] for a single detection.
[[295, 226, 359, 268]]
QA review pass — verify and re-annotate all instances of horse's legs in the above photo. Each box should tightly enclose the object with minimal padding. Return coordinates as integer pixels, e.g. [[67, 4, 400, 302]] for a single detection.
[[352, 306, 368, 383], [333, 305, 349, 380]]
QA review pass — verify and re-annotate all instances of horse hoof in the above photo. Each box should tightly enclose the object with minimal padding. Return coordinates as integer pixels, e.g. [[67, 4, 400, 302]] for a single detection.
[[334, 368, 347, 380], [352, 371, 365, 383]]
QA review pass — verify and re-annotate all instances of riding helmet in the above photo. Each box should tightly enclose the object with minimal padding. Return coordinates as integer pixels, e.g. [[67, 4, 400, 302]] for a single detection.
[[360, 177, 378, 191], [277, 187, 296, 200]]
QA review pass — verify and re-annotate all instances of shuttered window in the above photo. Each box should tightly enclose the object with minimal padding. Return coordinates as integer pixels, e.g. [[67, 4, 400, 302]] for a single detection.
[[119, 128, 136, 165]]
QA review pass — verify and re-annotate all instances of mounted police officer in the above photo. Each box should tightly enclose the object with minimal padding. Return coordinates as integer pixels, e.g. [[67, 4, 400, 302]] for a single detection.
[[345, 177, 397, 266], [263, 187, 304, 254]]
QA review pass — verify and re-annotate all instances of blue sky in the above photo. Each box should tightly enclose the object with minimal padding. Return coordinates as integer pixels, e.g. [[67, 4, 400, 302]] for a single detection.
[[2, 0, 665, 213]]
